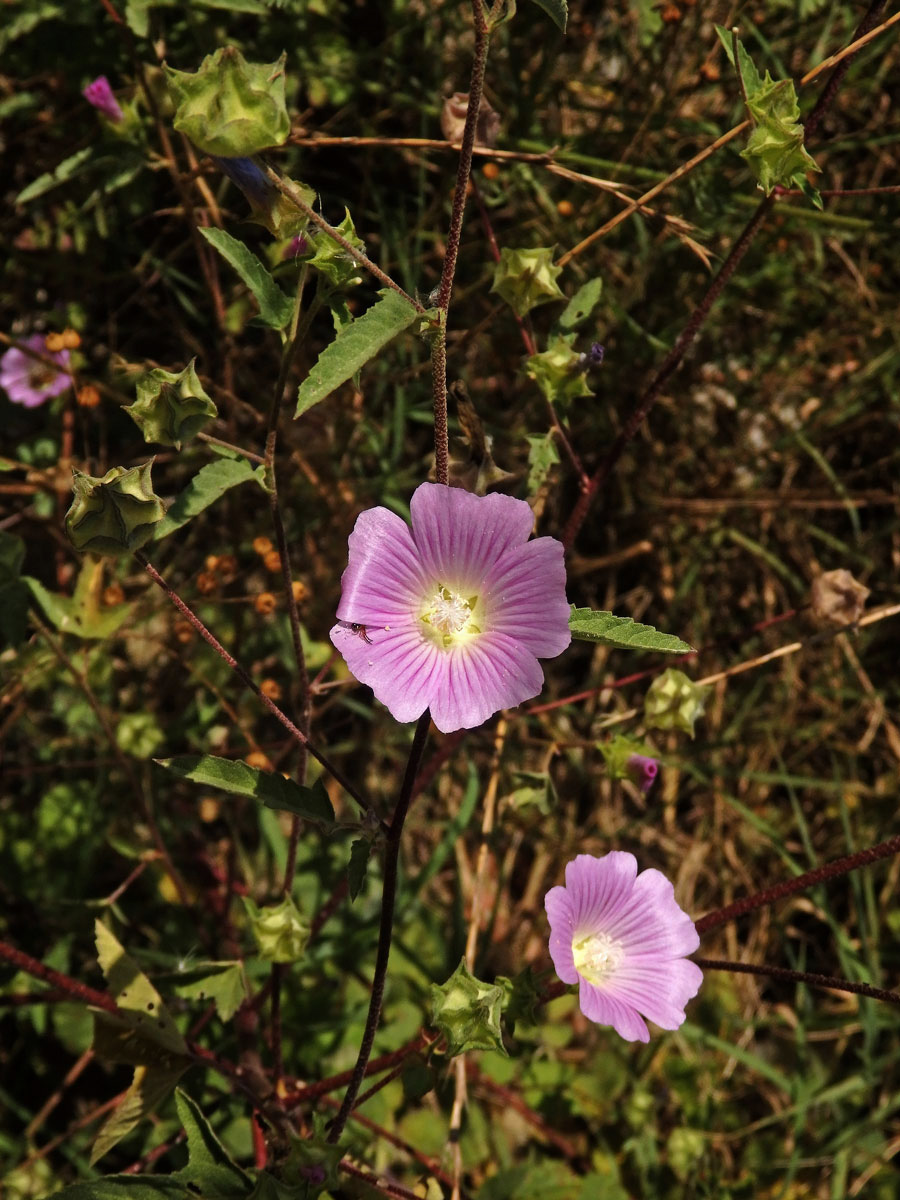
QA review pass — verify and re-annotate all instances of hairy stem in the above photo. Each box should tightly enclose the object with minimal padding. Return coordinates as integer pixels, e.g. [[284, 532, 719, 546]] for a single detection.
[[328, 710, 432, 1141], [696, 958, 900, 1007]]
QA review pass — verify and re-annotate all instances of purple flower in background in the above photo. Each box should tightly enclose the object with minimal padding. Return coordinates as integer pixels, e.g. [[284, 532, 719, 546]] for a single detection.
[[330, 483, 570, 733], [627, 753, 659, 794], [211, 155, 272, 207], [83, 76, 124, 124], [545, 852, 702, 1042], [1, 335, 71, 408]]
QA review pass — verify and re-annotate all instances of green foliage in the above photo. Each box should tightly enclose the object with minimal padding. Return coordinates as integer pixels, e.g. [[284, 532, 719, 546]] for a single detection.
[[199, 228, 296, 329], [347, 837, 373, 901], [643, 668, 710, 738], [305, 210, 366, 291], [171, 1090, 253, 1197], [524, 0, 567, 33], [155, 755, 335, 824], [525, 431, 560, 495], [166, 47, 290, 157], [717, 26, 820, 197], [173, 963, 249, 1022], [25, 556, 134, 639], [0, 530, 29, 646], [490, 246, 564, 317], [557, 277, 603, 331], [125, 360, 217, 448], [153, 457, 265, 540], [65, 462, 165, 556], [525, 334, 592, 409], [430, 960, 507, 1057], [243, 896, 309, 963], [568, 608, 692, 653], [295, 288, 419, 417], [597, 734, 657, 781]]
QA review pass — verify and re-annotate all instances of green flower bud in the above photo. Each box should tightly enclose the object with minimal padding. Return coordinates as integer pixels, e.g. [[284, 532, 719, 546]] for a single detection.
[[644, 668, 709, 738], [65, 461, 165, 557], [597, 734, 655, 781], [430, 958, 507, 1057], [125, 360, 216, 449], [305, 210, 366, 290], [525, 333, 593, 409], [243, 896, 309, 964], [165, 47, 290, 158], [491, 246, 564, 317]]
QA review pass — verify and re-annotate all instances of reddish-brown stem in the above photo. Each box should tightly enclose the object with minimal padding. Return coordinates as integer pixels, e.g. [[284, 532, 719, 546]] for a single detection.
[[283, 1031, 431, 1110], [134, 551, 369, 815], [695, 958, 900, 1006], [0, 938, 118, 1014], [695, 834, 900, 934], [468, 1062, 581, 1161]]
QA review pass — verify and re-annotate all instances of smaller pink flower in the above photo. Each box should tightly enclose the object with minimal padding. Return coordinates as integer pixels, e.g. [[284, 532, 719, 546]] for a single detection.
[[545, 852, 702, 1042], [1, 335, 71, 408], [627, 753, 659, 794], [83, 76, 124, 123]]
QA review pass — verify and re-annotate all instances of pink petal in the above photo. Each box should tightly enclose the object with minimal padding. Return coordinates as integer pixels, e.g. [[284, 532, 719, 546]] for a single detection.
[[330, 623, 437, 724], [563, 852, 638, 932], [483, 536, 571, 657], [578, 981, 650, 1043], [427, 631, 544, 733], [335, 505, 428, 625], [544, 885, 577, 984], [409, 483, 534, 591], [608, 958, 703, 1031]]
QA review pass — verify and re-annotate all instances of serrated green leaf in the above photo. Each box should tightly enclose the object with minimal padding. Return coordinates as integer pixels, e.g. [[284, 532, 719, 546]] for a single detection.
[[153, 457, 264, 541], [524, 0, 567, 32], [24, 556, 133, 640], [557, 278, 602, 331], [155, 755, 335, 825], [94, 921, 187, 1056], [173, 962, 248, 1022], [199, 227, 294, 328], [348, 838, 372, 902], [295, 288, 418, 417], [525, 431, 560, 495], [568, 608, 692, 653], [91, 1063, 187, 1165], [16, 147, 94, 204], [172, 1090, 253, 1197]]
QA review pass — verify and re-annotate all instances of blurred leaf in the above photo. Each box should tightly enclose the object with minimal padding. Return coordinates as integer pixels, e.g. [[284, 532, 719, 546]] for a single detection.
[[199, 227, 295, 328], [525, 431, 560, 495], [525, 0, 567, 30], [557, 277, 603, 330], [154, 457, 264, 540], [0, 530, 28, 647], [295, 288, 418, 417], [568, 608, 692, 653], [94, 921, 187, 1056], [16, 148, 94, 204], [347, 837, 372, 901], [156, 755, 335, 825], [49, 1178, 185, 1199], [24, 557, 133, 640], [173, 963, 248, 1022], [91, 1063, 187, 1165], [171, 1090, 253, 1197]]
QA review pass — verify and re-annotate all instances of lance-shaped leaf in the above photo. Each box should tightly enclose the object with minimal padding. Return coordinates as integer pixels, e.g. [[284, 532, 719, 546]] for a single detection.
[[557, 277, 603, 331], [91, 1062, 188, 1166], [199, 227, 295, 328], [156, 754, 335, 825], [171, 1090, 253, 1197], [24, 555, 133, 641], [153, 457, 264, 541], [525, 0, 567, 32], [347, 838, 372, 902], [295, 288, 418, 417], [568, 608, 692, 653], [95, 921, 187, 1056]]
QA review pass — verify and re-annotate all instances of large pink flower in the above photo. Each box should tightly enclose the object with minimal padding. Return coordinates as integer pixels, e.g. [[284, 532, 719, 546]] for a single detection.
[[545, 852, 702, 1042], [1, 335, 71, 408], [330, 483, 570, 733]]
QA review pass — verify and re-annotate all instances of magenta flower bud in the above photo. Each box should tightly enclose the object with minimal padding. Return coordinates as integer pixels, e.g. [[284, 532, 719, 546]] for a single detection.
[[82, 76, 124, 124], [284, 232, 310, 260], [1, 335, 71, 408], [545, 852, 702, 1042], [627, 753, 659, 794]]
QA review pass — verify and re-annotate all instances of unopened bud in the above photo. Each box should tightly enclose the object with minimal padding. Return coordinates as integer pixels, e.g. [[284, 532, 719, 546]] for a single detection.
[[65, 461, 165, 556], [125, 359, 216, 450]]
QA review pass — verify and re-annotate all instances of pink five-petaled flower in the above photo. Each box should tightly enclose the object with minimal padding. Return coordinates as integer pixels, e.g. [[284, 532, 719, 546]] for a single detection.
[[545, 852, 702, 1043], [82, 76, 124, 124], [1, 335, 71, 408], [330, 482, 571, 734]]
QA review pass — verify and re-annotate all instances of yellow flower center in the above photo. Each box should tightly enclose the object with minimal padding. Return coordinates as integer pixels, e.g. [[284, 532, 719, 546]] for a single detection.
[[420, 584, 482, 649], [572, 930, 625, 986]]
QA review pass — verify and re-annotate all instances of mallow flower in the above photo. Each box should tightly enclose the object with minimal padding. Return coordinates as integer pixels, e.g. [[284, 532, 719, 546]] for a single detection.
[[330, 482, 570, 734], [1, 335, 71, 408], [82, 76, 124, 124], [545, 852, 702, 1042]]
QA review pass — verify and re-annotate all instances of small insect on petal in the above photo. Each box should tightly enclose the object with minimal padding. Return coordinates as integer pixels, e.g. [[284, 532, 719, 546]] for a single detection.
[[337, 619, 372, 644]]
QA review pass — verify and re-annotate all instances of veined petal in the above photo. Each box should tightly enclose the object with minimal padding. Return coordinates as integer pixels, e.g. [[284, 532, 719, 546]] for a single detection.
[[545, 885, 578, 984], [483, 536, 570, 657], [409, 483, 535, 592], [330, 623, 437, 724], [564, 852, 638, 932], [578, 981, 650, 1043], [335, 505, 429, 625], [428, 632, 544, 733], [608, 958, 703, 1030]]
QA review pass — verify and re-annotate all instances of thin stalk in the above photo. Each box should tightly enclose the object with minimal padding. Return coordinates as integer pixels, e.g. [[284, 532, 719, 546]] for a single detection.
[[696, 958, 900, 1007], [134, 551, 371, 815], [327, 710, 432, 1142], [431, 0, 491, 485], [695, 834, 900, 934]]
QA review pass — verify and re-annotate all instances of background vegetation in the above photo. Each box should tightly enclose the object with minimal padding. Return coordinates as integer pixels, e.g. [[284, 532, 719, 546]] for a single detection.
[[1, 0, 898, 1196]]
